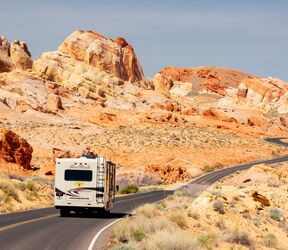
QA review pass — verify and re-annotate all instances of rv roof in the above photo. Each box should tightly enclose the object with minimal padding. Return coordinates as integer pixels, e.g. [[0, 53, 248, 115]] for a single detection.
[[57, 157, 106, 163]]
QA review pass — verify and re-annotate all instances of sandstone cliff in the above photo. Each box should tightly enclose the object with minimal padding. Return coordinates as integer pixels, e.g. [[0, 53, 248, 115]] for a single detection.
[[155, 66, 288, 116], [33, 30, 144, 99]]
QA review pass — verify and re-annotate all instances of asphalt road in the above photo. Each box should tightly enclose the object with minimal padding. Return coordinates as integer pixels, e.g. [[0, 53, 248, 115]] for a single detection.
[[0, 138, 287, 250]]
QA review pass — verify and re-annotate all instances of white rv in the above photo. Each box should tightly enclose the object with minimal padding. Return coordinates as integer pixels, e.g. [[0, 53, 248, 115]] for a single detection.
[[54, 156, 116, 217]]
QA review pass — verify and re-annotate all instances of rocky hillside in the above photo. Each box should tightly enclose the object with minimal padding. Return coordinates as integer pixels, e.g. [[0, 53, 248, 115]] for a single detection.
[[110, 163, 288, 249], [0, 30, 287, 186], [156, 66, 288, 129]]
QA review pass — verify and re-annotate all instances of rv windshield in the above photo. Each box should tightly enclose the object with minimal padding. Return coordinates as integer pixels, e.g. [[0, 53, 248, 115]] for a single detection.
[[64, 170, 93, 182]]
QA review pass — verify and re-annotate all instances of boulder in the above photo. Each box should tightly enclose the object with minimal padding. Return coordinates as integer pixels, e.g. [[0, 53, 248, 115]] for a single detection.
[[46, 94, 63, 112], [0, 36, 32, 72], [10, 40, 33, 70], [252, 192, 270, 206], [0, 36, 14, 72], [153, 73, 174, 93], [0, 128, 33, 169]]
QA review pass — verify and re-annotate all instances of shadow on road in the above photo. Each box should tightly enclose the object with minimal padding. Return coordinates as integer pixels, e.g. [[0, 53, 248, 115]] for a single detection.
[[59, 212, 130, 219]]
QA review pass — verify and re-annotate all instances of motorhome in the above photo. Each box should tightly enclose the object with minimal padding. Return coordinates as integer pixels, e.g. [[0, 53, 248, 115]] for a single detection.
[[54, 156, 116, 216]]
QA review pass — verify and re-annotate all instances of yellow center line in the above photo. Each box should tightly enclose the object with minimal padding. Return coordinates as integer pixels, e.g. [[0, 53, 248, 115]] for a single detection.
[[0, 214, 58, 233]]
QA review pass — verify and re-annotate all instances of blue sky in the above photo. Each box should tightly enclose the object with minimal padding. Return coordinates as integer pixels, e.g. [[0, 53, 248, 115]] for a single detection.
[[1, 0, 287, 80]]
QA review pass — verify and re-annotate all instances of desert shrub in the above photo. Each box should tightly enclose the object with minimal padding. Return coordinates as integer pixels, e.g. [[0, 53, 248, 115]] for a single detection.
[[169, 213, 188, 229], [173, 190, 184, 197], [215, 219, 226, 230], [132, 214, 171, 235], [25, 190, 38, 201], [135, 173, 162, 187], [253, 216, 261, 226], [0, 181, 20, 202], [135, 204, 159, 218], [7, 174, 25, 181], [166, 194, 175, 201], [197, 233, 215, 250], [0, 193, 10, 203], [202, 165, 214, 173], [110, 246, 135, 250], [232, 195, 240, 201], [155, 201, 166, 210], [213, 200, 225, 214], [147, 218, 171, 233], [267, 181, 280, 188], [114, 220, 130, 243], [187, 209, 200, 220], [30, 176, 53, 186], [223, 229, 253, 246], [269, 208, 283, 222], [145, 230, 201, 250], [242, 212, 252, 220], [120, 185, 139, 194], [278, 221, 288, 233], [18, 182, 27, 191], [263, 233, 278, 248], [130, 228, 145, 242], [139, 186, 163, 193], [26, 181, 37, 192], [209, 190, 222, 197], [202, 162, 224, 173]]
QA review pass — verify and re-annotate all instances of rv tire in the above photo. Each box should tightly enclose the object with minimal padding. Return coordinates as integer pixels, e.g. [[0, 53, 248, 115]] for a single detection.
[[60, 208, 70, 217]]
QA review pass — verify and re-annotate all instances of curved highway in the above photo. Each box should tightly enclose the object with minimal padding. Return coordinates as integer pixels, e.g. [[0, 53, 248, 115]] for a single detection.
[[0, 138, 287, 250]]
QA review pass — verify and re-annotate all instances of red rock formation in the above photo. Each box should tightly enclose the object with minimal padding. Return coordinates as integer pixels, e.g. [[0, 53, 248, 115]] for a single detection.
[[237, 78, 288, 104], [159, 66, 252, 95], [58, 30, 144, 82], [252, 192, 270, 206], [0, 129, 33, 169], [153, 73, 174, 93], [10, 40, 33, 70], [114, 37, 129, 48], [0, 36, 14, 72], [0, 36, 32, 72], [203, 108, 218, 118], [146, 111, 186, 125], [46, 94, 63, 112], [145, 164, 190, 184], [52, 148, 72, 163]]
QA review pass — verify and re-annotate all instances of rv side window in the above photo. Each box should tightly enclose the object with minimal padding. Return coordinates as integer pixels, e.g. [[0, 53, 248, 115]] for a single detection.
[[64, 170, 93, 181]]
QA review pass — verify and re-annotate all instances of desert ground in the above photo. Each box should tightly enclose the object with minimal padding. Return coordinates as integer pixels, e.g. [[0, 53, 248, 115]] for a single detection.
[[110, 162, 288, 250], [1, 30, 288, 215]]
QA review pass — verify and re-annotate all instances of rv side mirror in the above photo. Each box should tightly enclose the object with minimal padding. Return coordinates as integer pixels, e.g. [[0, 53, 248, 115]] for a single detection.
[[116, 185, 119, 192]]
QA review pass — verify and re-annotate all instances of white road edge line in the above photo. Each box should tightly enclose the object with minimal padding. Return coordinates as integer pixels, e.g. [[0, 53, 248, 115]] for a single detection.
[[88, 218, 123, 250]]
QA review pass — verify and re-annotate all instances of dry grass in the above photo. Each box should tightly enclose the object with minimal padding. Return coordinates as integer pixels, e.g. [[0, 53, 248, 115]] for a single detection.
[[134, 204, 159, 218], [168, 212, 188, 229], [0, 176, 53, 213], [212, 200, 225, 214], [223, 229, 253, 246], [145, 230, 201, 250], [263, 233, 278, 248], [186, 209, 200, 220]]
